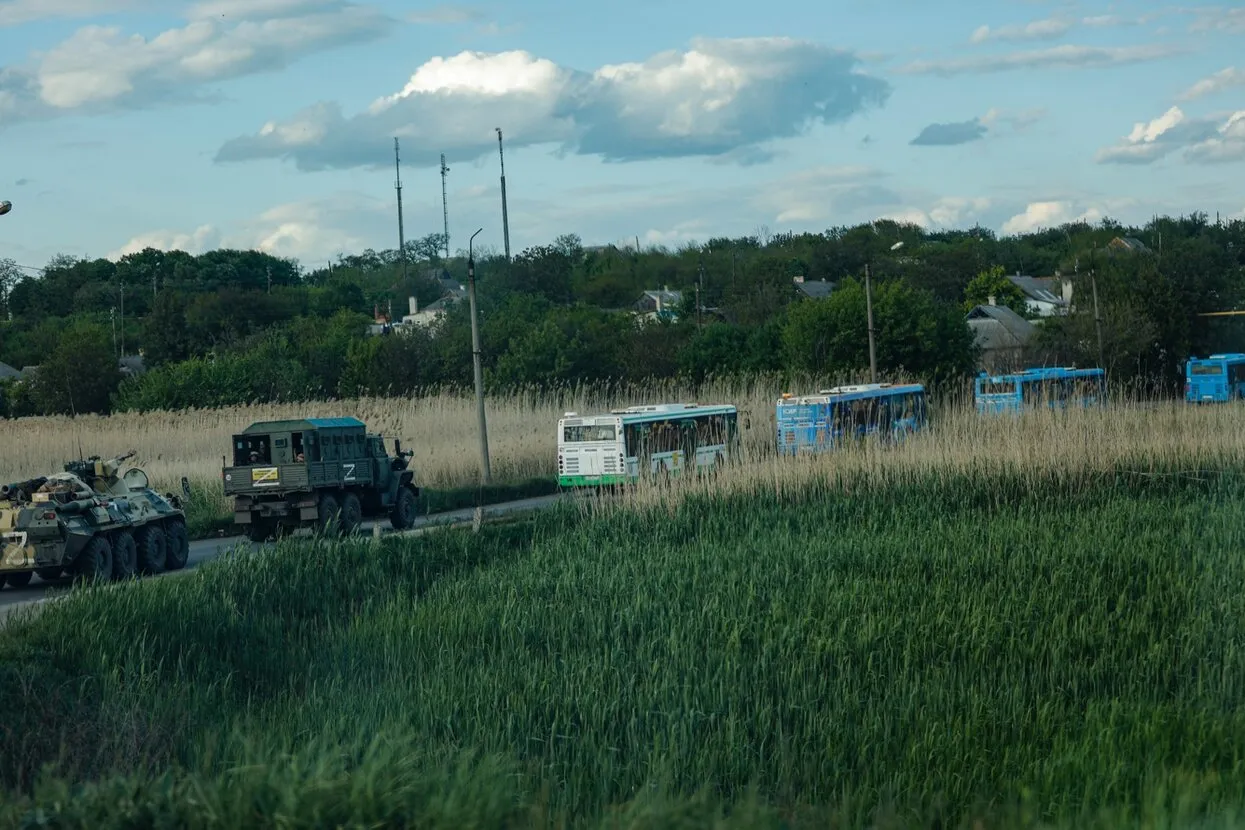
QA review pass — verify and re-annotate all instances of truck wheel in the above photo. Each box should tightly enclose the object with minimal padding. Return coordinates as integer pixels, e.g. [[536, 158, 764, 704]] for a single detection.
[[340, 492, 363, 535], [137, 524, 168, 574], [74, 535, 114, 584], [389, 486, 418, 530], [316, 493, 340, 536], [36, 567, 64, 582], [112, 531, 138, 581], [5, 571, 31, 588], [165, 519, 190, 570], [0, 575, 5, 590], [247, 520, 275, 543]]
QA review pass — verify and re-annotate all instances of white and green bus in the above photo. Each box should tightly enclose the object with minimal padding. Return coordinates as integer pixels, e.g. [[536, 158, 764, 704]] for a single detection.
[[557, 403, 740, 487]]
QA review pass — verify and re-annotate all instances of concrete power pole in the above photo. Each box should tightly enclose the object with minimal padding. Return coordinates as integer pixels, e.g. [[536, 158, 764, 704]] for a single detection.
[[496, 128, 511, 262], [865, 262, 878, 383], [394, 137, 407, 282], [467, 228, 491, 483], [440, 154, 451, 261]]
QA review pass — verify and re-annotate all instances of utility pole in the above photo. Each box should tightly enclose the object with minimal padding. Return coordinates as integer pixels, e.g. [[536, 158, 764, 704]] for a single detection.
[[119, 283, 125, 357], [865, 262, 877, 383], [496, 128, 511, 262], [394, 137, 407, 282], [467, 228, 491, 484], [266, 265, 272, 294], [696, 258, 704, 329], [1091, 268, 1105, 371], [440, 154, 451, 261]]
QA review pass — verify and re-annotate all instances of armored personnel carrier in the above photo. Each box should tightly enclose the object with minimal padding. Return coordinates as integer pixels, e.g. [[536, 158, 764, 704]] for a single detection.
[[0, 451, 191, 589]]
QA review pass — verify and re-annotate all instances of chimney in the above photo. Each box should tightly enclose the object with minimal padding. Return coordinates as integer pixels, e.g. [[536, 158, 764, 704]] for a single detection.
[[409, 296, 418, 315], [1061, 279, 1073, 305], [987, 295, 996, 306]]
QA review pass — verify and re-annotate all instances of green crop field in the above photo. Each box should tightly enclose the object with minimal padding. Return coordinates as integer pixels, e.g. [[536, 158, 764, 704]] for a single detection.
[[2, 446, 1244, 828]]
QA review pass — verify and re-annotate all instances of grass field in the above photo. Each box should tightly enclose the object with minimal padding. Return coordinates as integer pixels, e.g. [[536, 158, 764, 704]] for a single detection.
[[1, 394, 1244, 827]]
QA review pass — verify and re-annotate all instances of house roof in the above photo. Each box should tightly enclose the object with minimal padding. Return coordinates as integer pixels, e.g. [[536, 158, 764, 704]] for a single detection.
[[1109, 236, 1151, 253], [967, 304, 1036, 350], [0, 361, 21, 380], [1007, 275, 1067, 307], [795, 279, 835, 299], [638, 289, 682, 305]]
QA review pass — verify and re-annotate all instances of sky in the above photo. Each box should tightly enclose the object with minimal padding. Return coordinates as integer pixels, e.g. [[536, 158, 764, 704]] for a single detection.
[[0, 0, 1243, 270]]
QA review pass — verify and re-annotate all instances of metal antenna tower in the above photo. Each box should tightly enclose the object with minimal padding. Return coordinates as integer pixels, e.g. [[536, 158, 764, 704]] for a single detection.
[[440, 153, 450, 260], [394, 137, 407, 281]]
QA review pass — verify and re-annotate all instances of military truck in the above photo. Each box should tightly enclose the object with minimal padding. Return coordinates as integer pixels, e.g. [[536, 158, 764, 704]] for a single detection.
[[0, 451, 191, 589], [221, 417, 420, 541]]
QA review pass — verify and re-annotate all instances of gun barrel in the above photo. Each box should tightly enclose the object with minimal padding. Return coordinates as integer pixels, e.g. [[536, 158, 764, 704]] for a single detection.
[[1, 476, 48, 499]]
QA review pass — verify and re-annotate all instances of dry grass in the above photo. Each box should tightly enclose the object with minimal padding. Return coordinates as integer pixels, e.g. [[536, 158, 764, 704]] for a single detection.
[[2, 375, 1241, 516]]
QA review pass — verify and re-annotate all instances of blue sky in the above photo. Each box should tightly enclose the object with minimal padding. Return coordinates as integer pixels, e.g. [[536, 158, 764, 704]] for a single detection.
[[0, 0, 1242, 269]]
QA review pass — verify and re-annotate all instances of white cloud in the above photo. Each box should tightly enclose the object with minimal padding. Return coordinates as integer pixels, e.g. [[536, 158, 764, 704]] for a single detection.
[[898, 43, 1181, 76], [969, 16, 1074, 43], [1001, 200, 1107, 235], [406, 5, 485, 24], [1095, 105, 1245, 164], [878, 197, 993, 229], [0, 0, 144, 27], [1188, 6, 1245, 34], [0, 0, 393, 122], [107, 224, 221, 260], [1178, 66, 1245, 100], [214, 37, 890, 170]]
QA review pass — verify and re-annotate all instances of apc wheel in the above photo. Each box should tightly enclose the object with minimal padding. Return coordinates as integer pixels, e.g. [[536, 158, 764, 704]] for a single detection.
[[339, 492, 363, 535], [389, 486, 418, 530], [4, 571, 31, 588], [316, 493, 341, 536], [137, 524, 168, 574], [74, 535, 113, 584], [111, 531, 138, 581], [165, 519, 189, 570]]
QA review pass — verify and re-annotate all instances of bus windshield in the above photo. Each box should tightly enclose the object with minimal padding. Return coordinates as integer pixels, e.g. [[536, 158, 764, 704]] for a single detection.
[[563, 424, 617, 442], [1190, 363, 1223, 375], [978, 381, 1016, 395]]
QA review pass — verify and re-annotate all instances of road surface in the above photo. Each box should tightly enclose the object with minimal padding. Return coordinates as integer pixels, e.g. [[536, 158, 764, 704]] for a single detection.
[[0, 493, 566, 622]]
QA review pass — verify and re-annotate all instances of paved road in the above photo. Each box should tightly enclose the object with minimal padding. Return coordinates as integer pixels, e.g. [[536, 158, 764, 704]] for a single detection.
[[0, 493, 566, 621]]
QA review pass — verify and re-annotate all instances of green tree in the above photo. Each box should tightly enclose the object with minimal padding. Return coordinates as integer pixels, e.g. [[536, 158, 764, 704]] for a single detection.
[[26, 321, 121, 414], [963, 265, 1028, 315]]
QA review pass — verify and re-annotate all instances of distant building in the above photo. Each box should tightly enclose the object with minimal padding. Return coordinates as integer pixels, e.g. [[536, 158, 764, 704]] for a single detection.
[[368, 276, 468, 335], [793, 275, 835, 299], [1006, 274, 1072, 317], [1108, 236, 1151, 254], [967, 301, 1036, 372], [0, 361, 20, 381], [634, 287, 682, 323]]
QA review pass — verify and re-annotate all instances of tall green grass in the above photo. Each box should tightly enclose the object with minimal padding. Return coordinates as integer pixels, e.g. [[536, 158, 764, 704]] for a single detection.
[[2, 461, 1244, 828]]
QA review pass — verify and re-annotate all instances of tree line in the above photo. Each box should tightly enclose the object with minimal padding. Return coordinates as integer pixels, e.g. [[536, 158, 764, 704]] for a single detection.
[[1, 213, 1242, 417]]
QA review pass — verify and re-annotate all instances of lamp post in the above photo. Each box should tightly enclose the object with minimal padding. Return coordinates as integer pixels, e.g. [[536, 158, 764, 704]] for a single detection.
[[467, 228, 491, 484], [864, 240, 902, 383]]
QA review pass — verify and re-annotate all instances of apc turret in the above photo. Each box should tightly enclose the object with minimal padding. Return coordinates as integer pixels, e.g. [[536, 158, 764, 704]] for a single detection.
[[0, 451, 192, 591]]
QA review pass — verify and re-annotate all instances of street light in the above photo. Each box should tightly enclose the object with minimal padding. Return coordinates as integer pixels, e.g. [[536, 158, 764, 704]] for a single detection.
[[863, 241, 902, 383], [467, 228, 491, 484]]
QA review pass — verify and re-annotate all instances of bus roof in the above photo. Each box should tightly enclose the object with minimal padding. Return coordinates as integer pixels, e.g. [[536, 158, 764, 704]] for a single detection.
[[978, 367, 1104, 382], [777, 383, 924, 405], [559, 403, 736, 422], [1190, 353, 1245, 361]]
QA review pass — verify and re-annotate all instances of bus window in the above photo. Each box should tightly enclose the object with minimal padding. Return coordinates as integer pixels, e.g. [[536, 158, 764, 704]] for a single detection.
[[564, 424, 617, 442], [1190, 363, 1223, 375], [978, 380, 1016, 395]]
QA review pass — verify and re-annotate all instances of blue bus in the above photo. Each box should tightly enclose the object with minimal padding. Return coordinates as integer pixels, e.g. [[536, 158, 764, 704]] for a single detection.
[[776, 383, 927, 455], [975, 367, 1106, 414], [1186, 353, 1245, 402]]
